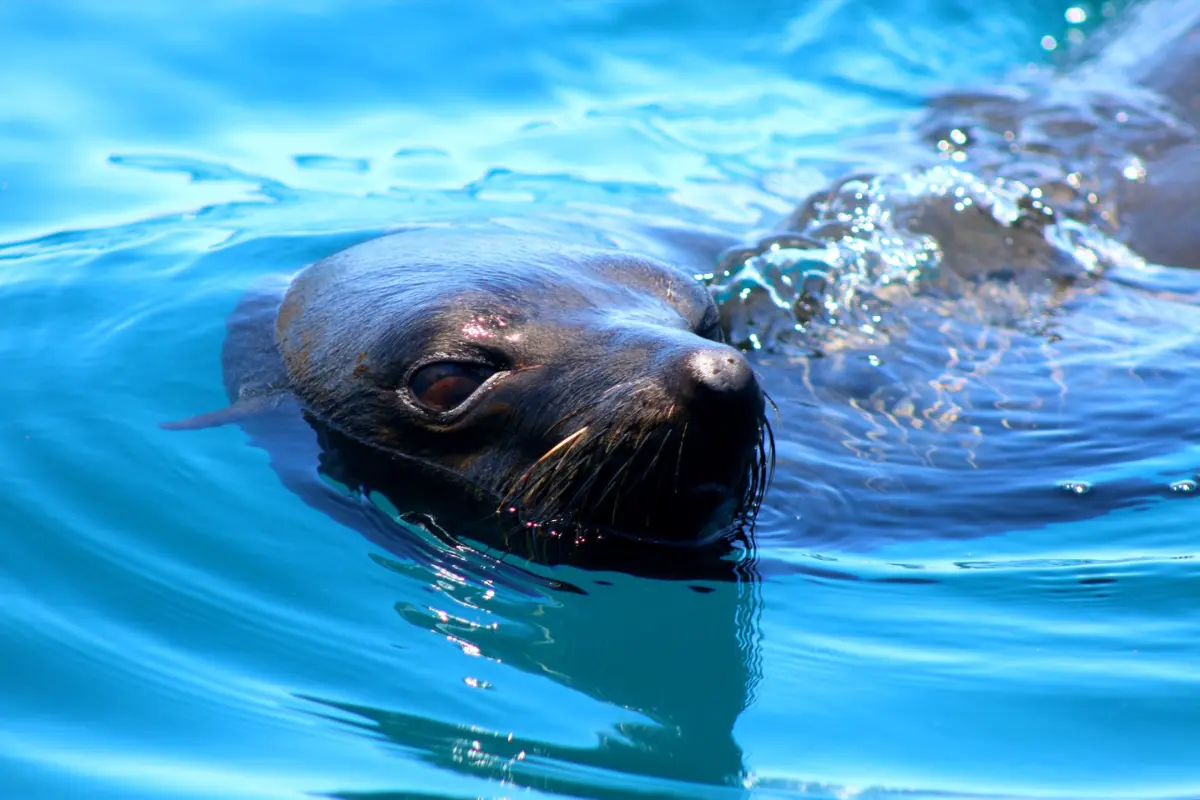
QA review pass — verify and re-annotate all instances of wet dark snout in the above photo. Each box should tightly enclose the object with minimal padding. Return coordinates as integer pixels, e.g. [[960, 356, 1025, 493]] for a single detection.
[[495, 330, 769, 544], [627, 341, 766, 541]]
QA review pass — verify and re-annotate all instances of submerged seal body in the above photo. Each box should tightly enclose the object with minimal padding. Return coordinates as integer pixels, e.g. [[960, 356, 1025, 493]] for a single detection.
[[172, 230, 772, 570]]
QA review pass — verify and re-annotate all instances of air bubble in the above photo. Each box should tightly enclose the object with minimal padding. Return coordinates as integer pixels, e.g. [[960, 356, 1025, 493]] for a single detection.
[[1169, 480, 1198, 494], [1058, 481, 1092, 496]]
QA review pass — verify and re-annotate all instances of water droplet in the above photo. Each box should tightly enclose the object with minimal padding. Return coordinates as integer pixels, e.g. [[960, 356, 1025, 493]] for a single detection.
[[1058, 480, 1092, 496], [1169, 480, 1198, 494], [1065, 6, 1087, 23], [1121, 157, 1146, 182], [1041, 35, 1058, 51]]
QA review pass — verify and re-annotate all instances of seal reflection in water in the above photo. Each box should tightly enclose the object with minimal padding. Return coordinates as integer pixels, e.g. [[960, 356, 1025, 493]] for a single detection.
[[171, 230, 773, 575]]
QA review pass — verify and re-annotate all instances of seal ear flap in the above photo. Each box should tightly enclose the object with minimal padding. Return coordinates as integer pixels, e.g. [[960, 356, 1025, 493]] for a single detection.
[[159, 393, 285, 431]]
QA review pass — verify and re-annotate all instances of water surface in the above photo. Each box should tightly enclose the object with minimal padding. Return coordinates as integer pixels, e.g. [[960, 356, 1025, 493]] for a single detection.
[[3, 2, 1198, 798]]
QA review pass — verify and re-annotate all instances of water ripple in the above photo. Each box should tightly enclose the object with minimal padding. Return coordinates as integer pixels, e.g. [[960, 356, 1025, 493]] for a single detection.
[[3, 1, 1196, 799]]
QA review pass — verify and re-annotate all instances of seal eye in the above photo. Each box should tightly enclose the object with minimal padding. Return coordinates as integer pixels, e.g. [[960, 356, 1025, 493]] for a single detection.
[[410, 362, 495, 413], [698, 306, 725, 343]]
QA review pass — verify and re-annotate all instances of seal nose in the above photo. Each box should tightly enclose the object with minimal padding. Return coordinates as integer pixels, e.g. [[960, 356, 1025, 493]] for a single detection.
[[671, 345, 762, 421], [686, 348, 754, 395]]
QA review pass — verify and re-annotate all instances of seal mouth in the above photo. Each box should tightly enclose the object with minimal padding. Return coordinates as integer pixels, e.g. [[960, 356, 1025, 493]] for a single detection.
[[494, 408, 775, 545]]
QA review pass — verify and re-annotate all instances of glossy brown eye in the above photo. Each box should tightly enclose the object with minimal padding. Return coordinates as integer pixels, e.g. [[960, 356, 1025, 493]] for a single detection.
[[409, 362, 495, 413]]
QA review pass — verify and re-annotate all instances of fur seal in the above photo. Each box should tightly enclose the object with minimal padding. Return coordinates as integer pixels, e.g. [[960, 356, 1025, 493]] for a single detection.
[[168, 229, 773, 570]]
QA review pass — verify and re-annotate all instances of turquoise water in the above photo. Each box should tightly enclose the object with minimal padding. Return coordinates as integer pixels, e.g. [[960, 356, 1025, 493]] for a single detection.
[[4, 2, 1200, 798]]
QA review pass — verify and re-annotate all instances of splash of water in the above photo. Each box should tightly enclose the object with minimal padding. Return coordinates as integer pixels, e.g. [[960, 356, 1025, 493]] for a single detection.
[[708, 164, 1148, 352]]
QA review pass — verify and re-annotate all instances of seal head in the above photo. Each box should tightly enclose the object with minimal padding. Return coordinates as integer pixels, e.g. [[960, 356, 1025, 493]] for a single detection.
[[274, 230, 771, 545]]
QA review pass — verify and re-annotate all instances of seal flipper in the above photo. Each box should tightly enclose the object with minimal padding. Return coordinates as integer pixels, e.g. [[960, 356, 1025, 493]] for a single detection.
[[160, 391, 291, 431], [163, 275, 295, 432]]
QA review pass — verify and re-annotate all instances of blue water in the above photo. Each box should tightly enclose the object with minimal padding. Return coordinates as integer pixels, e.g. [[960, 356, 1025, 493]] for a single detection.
[[4, 1, 1200, 798]]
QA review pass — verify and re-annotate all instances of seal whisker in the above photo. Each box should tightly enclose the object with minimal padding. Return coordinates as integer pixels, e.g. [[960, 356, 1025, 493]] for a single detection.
[[638, 429, 677, 528], [545, 376, 653, 434], [614, 427, 663, 528], [742, 416, 776, 526], [524, 385, 662, 523], [583, 427, 649, 526], [546, 396, 614, 432], [674, 422, 689, 492], [551, 419, 623, 517], [599, 379, 642, 398], [546, 407, 589, 432], [530, 427, 590, 470], [512, 420, 614, 523], [764, 389, 781, 423], [497, 426, 591, 514], [639, 429, 675, 491]]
